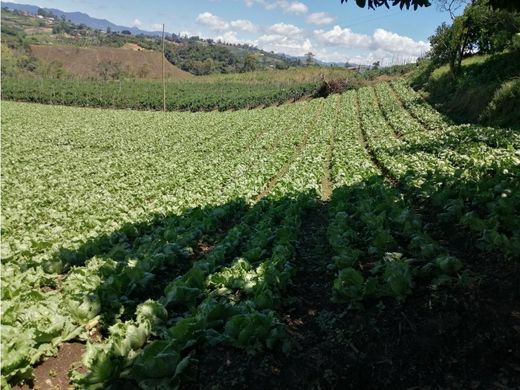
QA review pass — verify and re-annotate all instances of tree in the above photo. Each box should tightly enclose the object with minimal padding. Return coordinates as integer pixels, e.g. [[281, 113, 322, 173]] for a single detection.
[[340, 0, 431, 10], [340, 0, 519, 11], [430, 17, 469, 75], [427, 0, 520, 75], [304, 52, 315, 66], [436, 0, 471, 19], [37, 8, 55, 18], [464, 0, 520, 53], [242, 53, 258, 72]]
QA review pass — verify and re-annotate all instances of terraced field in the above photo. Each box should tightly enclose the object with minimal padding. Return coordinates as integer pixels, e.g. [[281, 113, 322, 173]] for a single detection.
[[2, 83, 519, 389]]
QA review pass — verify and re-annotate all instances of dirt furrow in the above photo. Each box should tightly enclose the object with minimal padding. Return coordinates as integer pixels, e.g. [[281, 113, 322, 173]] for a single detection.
[[254, 100, 325, 202], [387, 82, 436, 131], [320, 98, 341, 201]]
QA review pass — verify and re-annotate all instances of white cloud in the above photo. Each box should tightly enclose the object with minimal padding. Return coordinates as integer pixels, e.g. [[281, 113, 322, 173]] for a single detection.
[[313, 25, 429, 62], [230, 19, 259, 32], [372, 28, 429, 57], [196, 12, 229, 31], [192, 10, 427, 66], [255, 34, 312, 56], [314, 26, 371, 48], [244, 0, 263, 7], [245, 0, 308, 14], [215, 31, 241, 44], [132, 18, 142, 27], [283, 1, 308, 14], [196, 12, 258, 33], [267, 22, 303, 36], [306, 12, 334, 25], [179, 30, 206, 38]]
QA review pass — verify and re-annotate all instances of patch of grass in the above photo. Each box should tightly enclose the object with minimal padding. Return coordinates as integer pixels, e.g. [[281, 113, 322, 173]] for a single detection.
[[481, 77, 520, 127], [410, 51, 520, 128]]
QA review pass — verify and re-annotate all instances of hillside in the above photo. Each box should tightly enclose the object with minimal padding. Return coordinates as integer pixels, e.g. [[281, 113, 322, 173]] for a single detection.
[[2, 1, 165, 36], [411, 51, 520, 129], [29, 44, 191, 80]]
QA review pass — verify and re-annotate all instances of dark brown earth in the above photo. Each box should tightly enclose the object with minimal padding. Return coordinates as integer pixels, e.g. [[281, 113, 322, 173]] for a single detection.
[[13, 343, 86, 390]]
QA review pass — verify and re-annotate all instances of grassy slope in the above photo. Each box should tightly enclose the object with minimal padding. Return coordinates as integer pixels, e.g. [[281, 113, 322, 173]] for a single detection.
[[411, 51, 520, 128]]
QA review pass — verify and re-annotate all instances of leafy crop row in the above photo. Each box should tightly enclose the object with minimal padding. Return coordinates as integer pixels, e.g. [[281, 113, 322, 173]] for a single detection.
[[1, 78, 318, 112], [1, 99, 324, 387], [364, 84, 520, 258], [327, 91, 463, 304]]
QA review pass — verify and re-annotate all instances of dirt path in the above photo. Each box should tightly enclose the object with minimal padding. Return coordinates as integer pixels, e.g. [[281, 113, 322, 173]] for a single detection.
[[320, 98, 341, 202], [279, 200, 335, 377]]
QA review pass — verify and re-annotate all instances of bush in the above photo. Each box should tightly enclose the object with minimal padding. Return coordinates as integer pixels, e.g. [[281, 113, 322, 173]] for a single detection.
[[481, 78, 520, 127]]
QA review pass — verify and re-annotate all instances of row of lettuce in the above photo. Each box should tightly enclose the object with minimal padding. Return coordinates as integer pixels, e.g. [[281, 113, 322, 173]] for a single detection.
[[2, 83, 519, 388]]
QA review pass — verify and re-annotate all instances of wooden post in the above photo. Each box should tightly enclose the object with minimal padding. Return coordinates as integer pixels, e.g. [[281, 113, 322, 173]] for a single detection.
[[162, 23, 166, 112]]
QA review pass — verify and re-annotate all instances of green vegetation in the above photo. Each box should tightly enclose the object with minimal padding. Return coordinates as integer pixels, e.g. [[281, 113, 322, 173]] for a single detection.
[[1, 67, 355, 111], [412, 51, 520, 128], [341, 0, 431, 11], [2, 82, 519, 388], [410, 0, 520, 128], [340, 0, 520, 11]]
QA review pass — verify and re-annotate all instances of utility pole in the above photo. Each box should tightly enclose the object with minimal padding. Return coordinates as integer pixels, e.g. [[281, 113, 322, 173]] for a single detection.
[[162, 23, 166, 112]]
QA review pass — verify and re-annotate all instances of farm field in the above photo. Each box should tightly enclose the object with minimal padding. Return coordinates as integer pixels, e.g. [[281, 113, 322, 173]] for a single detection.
[[1, 67, 353, 112], [2, 83, 520, 389]]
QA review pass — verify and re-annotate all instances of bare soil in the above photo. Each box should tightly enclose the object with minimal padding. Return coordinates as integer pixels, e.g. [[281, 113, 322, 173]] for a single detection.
[[30, 44, 191, 80], [13, 343, 86, 390]]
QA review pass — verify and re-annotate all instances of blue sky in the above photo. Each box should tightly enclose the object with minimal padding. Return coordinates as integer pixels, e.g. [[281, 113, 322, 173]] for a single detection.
[[8, 0, 457, 64]]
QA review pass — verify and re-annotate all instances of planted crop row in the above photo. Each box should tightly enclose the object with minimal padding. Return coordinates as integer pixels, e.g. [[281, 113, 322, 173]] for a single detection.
[[330, 91, 379, 187], [327, 90, 463, 305], [359, 85, 520, 259], [73, 195, 306, 388], [376, 82, 520, 160], [71, 99, 329, 388], [389, 80, 450, 131], [1, 78, 319, 112], [3, 84, 519, 388]]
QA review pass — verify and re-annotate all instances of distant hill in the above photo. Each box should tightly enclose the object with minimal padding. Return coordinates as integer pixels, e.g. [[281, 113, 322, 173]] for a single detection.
[[30, 44, 191, 80], [1, 4, 308, 75], [1, 1, 164, 36]]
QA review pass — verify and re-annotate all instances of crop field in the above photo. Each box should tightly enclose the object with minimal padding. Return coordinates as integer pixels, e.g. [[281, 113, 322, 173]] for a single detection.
[[2, 82, 520, 389], [1, 67, 352, 112]]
